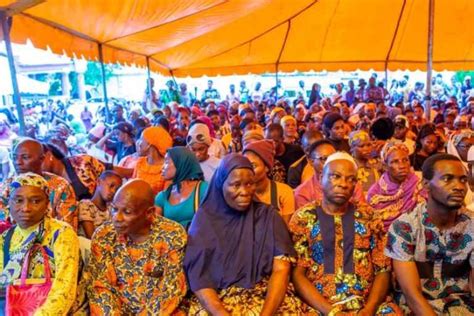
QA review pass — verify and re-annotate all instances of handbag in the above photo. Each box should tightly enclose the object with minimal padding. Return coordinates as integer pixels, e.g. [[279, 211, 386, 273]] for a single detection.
[[5, 244, 52, 316]]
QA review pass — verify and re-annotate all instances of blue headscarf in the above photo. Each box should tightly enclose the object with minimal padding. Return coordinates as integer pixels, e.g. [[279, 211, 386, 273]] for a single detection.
[[167, 146, 204, 192], [184, 153, 295, 292]]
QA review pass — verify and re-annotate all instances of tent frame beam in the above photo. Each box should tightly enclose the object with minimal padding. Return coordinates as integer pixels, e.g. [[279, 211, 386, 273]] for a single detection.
[[1, 0, 44, 16], [1, 12, 25, 135]]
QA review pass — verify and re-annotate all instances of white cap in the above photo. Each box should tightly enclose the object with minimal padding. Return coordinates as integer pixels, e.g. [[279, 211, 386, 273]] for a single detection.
[[323, 151, 358, 170]]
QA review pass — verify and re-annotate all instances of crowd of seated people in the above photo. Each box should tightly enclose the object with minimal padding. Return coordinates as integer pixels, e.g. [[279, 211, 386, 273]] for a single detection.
[[0, 73, 473, 315]]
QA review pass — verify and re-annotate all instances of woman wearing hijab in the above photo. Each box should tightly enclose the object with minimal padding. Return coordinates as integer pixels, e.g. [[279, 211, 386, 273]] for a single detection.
[[0, 173, 80, 314], [410, 123, 439, 171], [184, 154, 302, 315], [367, 141, 426, 232], [156, 147, 208, 228], [133, 126, 173, 194]]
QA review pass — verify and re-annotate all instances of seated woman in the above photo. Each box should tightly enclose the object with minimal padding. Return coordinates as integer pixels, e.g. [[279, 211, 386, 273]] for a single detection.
[[0, 173, 80, 314], [155, 147, 208, 228], [242, 140, 295, 224], [348, 130, 382, 194], [368, 141, 426, 232], [184, 154, 302, 315], [133, 126, 173, 194], [410, 123, 439, 171]]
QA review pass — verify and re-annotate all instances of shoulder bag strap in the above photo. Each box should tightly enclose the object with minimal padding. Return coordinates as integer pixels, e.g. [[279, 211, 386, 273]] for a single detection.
[[270, 180, 279, 209], [62, 158, 91, 200], [194, 181, 202, 213], [3, 227, 15, 269], [19, 244, 52, 286]]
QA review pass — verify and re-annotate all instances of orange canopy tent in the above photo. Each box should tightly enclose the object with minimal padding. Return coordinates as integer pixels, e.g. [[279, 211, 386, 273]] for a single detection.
[[1, 0, 473, 77]]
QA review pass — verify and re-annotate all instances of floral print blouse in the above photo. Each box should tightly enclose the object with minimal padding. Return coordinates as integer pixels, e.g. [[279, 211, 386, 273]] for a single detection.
[[385, 203, 474, 314], [87, 216, 188, 315]]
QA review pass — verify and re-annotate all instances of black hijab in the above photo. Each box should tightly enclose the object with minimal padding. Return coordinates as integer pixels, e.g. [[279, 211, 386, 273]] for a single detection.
[[184, 153, 295, 292]]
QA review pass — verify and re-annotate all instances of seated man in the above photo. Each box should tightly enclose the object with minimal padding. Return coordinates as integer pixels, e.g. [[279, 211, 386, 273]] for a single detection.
[[0, 138, 77, 231], [290, 152, 401, 315], [385, 153, 474, 315], [87, 179, 187, 315]]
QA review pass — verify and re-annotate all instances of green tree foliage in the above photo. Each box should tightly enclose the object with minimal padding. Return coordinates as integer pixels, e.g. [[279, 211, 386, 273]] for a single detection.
[[454, 71, 474, 83], [84, 61, 115, 86]]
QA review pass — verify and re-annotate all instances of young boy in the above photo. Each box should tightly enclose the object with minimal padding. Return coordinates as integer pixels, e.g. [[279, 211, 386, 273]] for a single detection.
[[78, 171, 123, 238]]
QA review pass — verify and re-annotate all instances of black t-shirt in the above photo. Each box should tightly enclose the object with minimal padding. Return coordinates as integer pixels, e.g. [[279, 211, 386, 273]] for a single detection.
[[329, 138, 350, 153], [276, 143, 305, 175]]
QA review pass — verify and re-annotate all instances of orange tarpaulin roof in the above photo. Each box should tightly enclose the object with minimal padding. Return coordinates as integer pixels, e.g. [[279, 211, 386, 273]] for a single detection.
[[2, 0, 474, 76]]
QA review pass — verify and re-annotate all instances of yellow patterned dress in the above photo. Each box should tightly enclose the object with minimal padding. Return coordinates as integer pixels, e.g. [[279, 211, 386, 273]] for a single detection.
[[0, 216, 80, 315]]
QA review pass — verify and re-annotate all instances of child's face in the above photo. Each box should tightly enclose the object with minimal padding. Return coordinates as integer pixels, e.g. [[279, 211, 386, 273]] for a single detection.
[[99, 176, 123, 203]]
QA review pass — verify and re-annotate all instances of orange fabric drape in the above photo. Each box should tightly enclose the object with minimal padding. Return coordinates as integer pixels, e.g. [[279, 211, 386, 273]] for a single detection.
[[1, 0, 473, 76]]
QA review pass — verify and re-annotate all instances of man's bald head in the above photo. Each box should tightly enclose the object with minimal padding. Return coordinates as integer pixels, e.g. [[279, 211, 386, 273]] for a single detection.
[[115, 179, 154, 209], [301, 130, 323, 153], [13, 138, 45, 174], [15, 138, 44, 155]]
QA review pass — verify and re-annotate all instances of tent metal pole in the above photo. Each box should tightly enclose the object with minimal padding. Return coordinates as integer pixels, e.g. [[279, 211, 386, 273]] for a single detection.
[[275, 65, 279, 100], [146, 56, 153, 110], [425, 0, 435, 121], [1, 13, 26, 136], [98, 43, 111, 123]]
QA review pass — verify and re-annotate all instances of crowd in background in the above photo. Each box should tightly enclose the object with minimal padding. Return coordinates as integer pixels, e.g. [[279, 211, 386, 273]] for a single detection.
[[0, 72, 473, 315]]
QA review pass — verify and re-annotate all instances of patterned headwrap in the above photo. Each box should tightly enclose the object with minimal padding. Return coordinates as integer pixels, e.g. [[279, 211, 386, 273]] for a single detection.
[[452, 130, 474, 147], [380, 140, 410, 162], [280, 115, 296, 126], [348, 130, 370, 147], [142, 126, 173, 156], [270, 107, 285, 120], [10, 172, 50, 197]]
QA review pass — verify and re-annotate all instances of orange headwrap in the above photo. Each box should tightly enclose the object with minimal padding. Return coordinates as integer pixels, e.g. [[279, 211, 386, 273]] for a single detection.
[[142, 126, 172, 156]]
